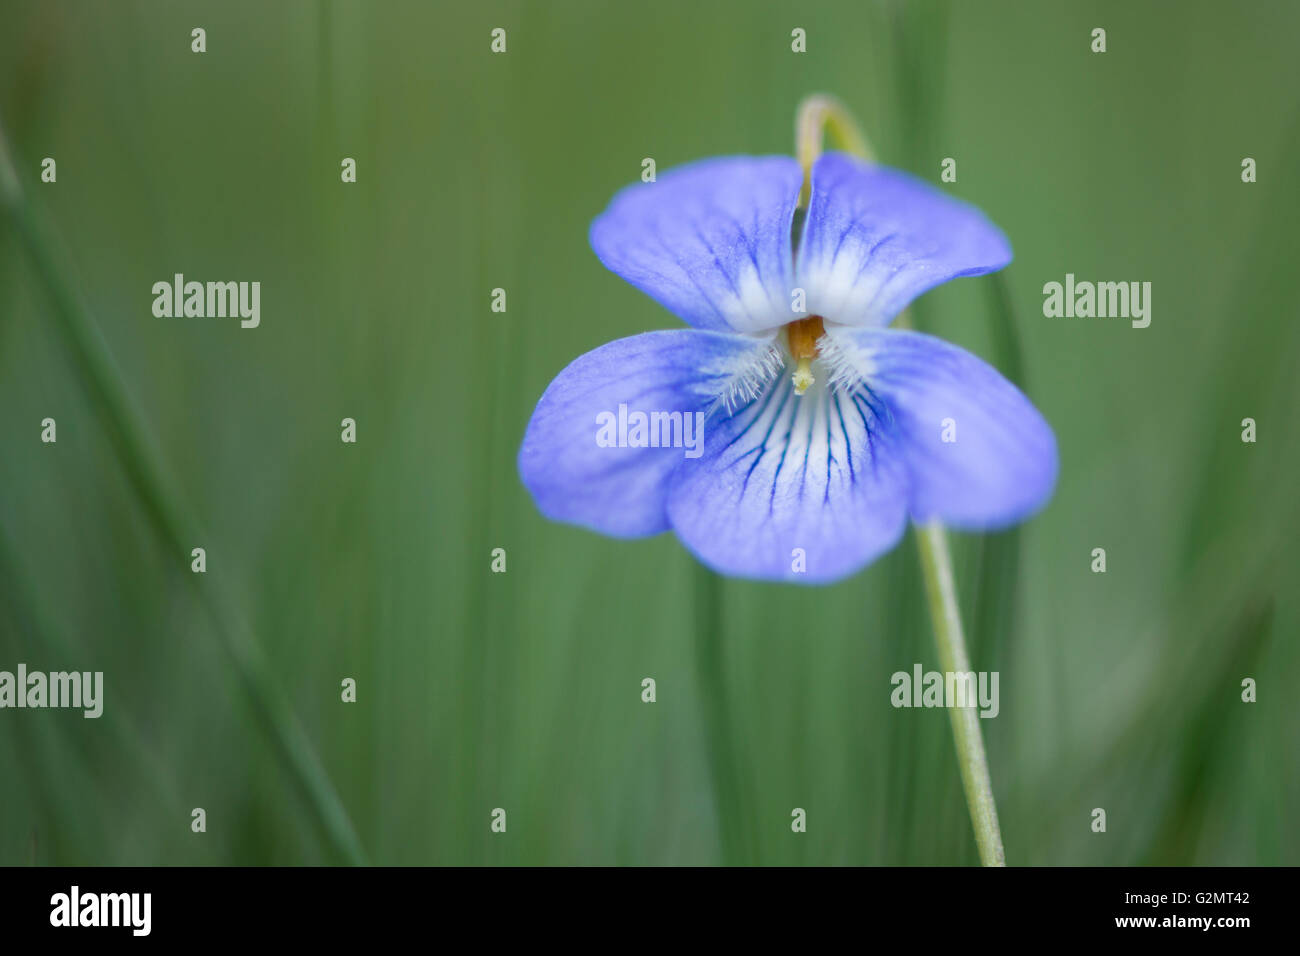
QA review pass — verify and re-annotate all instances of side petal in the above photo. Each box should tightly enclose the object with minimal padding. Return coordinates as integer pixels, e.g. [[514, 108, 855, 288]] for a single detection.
[[589, 156, 802, 334], [665, 378, 910, 584], [519, 330, 779, 538], [824, 325, 1058, 528], [796, 152, 1012, 326]]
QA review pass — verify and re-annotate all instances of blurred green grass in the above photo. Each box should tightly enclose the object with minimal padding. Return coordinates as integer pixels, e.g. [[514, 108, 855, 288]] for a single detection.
[[1, 0, 1297, 865]]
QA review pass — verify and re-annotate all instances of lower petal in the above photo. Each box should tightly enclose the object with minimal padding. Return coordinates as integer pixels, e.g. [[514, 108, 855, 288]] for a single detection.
[[666, 377, 909, 584], [519, 330, 778, 537], [824, 325, 1058, 528]]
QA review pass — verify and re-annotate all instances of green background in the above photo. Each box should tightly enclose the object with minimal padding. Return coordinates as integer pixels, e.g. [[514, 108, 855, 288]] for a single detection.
[[1, 0, 1296, 865]]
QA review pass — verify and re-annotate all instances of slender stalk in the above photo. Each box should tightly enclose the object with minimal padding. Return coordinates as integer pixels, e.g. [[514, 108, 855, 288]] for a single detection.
[[795, 94, 1005, 866], [794, 93, 874, 206], [915, 522, 1006, 865]]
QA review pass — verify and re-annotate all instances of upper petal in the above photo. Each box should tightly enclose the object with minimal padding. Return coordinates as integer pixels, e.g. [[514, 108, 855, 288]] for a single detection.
[[589, 156, 803, 334], [519, 329, 780, 538], [665, 377, 910, 584], [823, 325, 1057, 528], [796, 152, 1012, 327]]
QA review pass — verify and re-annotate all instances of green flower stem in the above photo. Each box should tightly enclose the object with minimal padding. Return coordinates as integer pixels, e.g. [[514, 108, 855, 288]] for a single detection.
[[795, 94, 1005, 866], [915, 521, 1006, 866], [0, 115, 368, 866], [794, 93, 874, 207]]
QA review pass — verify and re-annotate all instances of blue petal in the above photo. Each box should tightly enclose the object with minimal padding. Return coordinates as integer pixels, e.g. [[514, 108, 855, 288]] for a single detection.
[[797, 152, 1013, 326], [589, 156, 803, 334], [665, 377, 910, 584], [519, 330, 779, 537], [824, 325, 1057, 528]]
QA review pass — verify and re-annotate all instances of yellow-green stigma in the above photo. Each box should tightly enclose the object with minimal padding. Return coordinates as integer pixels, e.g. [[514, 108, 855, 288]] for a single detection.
[[786, 315, 825, 395]]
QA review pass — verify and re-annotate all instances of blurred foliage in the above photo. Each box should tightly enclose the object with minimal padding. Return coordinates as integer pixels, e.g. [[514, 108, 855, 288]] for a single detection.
[[1, 0, 1297, 865]]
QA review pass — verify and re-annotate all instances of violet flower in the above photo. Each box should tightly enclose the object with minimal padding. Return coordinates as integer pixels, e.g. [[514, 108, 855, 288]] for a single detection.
[[520, 151, 1056, 583]]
